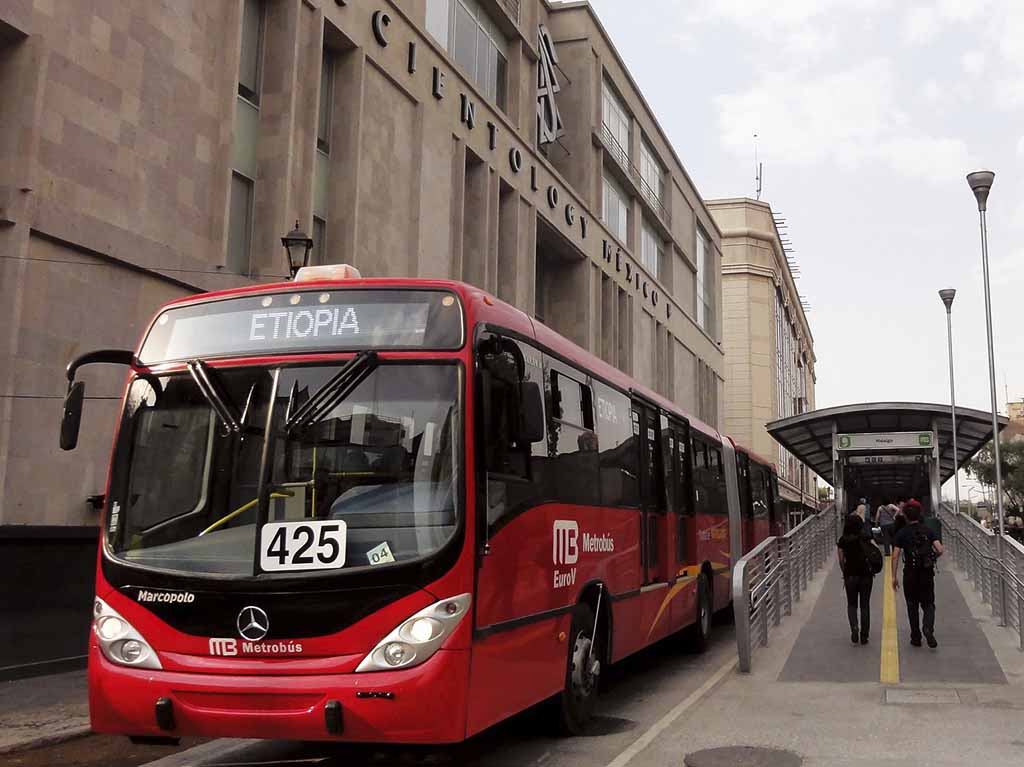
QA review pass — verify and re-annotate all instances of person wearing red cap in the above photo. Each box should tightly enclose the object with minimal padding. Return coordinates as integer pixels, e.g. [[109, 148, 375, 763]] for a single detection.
[[892, 499, 945, 648]]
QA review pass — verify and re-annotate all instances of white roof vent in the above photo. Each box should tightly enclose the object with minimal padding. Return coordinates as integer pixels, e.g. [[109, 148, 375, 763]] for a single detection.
[[294, 264, 363, 282]]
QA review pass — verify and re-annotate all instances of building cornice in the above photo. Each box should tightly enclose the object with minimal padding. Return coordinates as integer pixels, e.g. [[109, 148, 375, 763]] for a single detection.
[[546, 1, 724, 240], [714, 216, 815, 349]]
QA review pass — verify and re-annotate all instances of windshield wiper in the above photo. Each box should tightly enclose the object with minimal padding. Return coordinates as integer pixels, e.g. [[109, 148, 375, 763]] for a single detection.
[[187, 359, 241, 433], [285, 351, 379, 434]]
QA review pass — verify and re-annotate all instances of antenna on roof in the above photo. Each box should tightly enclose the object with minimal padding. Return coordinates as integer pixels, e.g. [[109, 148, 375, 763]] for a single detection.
[[754, 133, 763, 200]]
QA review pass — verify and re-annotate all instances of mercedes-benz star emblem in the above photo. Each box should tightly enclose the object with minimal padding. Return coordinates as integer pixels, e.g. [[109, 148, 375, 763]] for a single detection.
[[237, 606, 269, 641]]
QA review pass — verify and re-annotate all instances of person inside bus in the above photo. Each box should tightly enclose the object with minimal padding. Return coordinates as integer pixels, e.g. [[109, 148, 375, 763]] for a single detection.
[[836, 514, 875, 645]]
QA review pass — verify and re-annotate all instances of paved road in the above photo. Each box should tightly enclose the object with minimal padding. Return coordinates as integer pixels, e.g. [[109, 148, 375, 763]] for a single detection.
[[134, 617, 739, 767]]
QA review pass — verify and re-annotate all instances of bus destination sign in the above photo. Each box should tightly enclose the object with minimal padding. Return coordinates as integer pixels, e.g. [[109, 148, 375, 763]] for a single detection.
[[139, 289, 464, 363]]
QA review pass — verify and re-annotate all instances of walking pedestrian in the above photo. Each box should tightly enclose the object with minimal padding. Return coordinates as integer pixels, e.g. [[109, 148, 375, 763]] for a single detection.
[[837, 514, 876, 645], [875, 501, 896, 555], [892, 500, 907, 538], [892, 499, 944, 648], [854, 498, 868, 522]]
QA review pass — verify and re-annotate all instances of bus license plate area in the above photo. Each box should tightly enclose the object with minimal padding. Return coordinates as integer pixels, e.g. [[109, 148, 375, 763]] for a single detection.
[[259, 520, 347, 572]]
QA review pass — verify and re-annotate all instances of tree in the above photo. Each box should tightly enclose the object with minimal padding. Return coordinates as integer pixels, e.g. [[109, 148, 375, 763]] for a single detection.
[[966, 439, 1024, 511]]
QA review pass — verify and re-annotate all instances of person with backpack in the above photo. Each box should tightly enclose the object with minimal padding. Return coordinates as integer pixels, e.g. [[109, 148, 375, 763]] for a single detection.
[[874, 500, 896, 555], [837, 514, 881, 644], [892, 499, 944, 648]]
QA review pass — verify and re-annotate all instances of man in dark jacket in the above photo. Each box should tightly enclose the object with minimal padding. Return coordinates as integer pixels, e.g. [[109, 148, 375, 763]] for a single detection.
[[892, 500, 944, 648]]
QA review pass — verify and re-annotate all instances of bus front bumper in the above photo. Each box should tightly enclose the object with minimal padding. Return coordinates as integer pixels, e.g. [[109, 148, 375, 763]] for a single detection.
[[88, 646, 470, 744]]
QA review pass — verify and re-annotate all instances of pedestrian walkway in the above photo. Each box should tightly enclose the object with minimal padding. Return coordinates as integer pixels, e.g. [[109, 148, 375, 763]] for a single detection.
[[0, 670, 89, 754], [779, 557, 1006, 685], [650, 557, 1024, 767]]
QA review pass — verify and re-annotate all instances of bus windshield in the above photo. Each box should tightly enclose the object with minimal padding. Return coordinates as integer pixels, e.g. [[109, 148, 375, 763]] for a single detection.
[[107, 363, 461, 577]]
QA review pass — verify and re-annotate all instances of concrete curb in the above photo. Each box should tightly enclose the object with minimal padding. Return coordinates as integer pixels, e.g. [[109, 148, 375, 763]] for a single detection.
[[0, 725, 92, 755], [138, 738, 260, 767]]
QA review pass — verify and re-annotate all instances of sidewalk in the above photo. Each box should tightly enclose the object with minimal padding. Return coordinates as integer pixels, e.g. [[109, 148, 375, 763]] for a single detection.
[[0, 670, 90, 754], [639, 559, 1024, 767]]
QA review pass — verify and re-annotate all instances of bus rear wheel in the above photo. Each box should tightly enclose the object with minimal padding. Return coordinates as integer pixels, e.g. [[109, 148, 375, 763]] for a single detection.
[[557, 602, 601, 735], [687, 573, 712, 653]]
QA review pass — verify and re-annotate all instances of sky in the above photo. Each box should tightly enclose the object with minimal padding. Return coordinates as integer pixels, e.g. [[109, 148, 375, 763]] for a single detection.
[[587, 0, 1024, 498]]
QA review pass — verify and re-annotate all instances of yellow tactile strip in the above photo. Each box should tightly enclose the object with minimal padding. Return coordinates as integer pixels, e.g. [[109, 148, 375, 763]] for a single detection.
[[881, 555, 900, 684]]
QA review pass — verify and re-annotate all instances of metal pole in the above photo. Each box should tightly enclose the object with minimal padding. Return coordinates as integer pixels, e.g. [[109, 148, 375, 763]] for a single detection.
[[941, 293, 962, 516], [967, 170, 1007, 621], [977, 207, 1005, 540]]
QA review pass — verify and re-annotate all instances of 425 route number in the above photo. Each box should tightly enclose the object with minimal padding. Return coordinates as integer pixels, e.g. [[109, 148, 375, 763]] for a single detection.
[[259, 520, 347, 572]]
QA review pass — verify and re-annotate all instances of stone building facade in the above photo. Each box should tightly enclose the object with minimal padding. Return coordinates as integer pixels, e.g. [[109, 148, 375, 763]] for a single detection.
[[0, 0, 725, 533], [707, 198, 816, 510]]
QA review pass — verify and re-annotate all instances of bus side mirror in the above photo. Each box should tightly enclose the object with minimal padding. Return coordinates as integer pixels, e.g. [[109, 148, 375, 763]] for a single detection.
[[518, 382, 544, 444], [60, 381, 86, 451]]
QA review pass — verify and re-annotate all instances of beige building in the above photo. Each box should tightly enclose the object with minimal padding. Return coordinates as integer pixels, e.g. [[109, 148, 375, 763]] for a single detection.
[[0, 0, 725, 532], [707, 198, 817, 509]]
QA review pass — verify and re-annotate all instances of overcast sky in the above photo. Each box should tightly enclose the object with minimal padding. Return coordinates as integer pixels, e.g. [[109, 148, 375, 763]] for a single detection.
[[586, 0, 1023, 497], [587, 0, 1021, 409]]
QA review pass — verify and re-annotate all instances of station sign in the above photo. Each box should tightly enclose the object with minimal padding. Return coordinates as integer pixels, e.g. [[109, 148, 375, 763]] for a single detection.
[[847, 455, 925, 465], [835, 432, 934, 451]]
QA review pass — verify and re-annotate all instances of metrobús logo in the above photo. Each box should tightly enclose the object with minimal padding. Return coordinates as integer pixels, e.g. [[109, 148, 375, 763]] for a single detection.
[[208, 638, 304, 657], [553, 520, 579, 566], [137, 589, 195, 604], [552, 521, 615, 589]]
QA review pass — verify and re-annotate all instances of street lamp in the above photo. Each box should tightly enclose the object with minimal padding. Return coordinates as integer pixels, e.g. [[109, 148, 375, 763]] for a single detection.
[[967, 168, 1007, 621], [281, 221, 314, 278], [939, 289, 961, 515]]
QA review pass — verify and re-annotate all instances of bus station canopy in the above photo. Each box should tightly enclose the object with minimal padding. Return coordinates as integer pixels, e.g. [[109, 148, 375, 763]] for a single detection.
[[766, 402, 1007, 493]]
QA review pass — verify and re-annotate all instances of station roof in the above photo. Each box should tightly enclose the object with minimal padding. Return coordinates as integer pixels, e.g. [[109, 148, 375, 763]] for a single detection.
[[767, 402, 1008, 488]]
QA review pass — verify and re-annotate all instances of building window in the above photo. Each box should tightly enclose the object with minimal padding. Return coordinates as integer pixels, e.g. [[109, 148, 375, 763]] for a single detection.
[[238, 0, 265, 105], [313, 52, 334, 264], [602, 78, 630, 167], [228, 172, 254, 274], [639, 138, 664, 205], [312, 215, 326, 267], [602, 172, 628, 244], [641, 220, 663, 280], [426, 0, 508, 109], [317, 53, 334, 154], [695, 227, 714, 334]]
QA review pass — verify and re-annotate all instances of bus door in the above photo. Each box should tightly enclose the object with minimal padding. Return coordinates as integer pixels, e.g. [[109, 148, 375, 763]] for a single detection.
[[663, 416, 693, 575], [634, 403, 668, 586]]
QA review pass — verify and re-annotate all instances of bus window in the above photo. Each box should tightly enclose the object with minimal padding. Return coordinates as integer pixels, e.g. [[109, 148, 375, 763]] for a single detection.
[[738, 454, 752, 519], [751, 464, 770, 519], [593, 382, 638, 507], [661, 416, 674, 512], [709, 447, 727, 514], [692, 437, 710, 516], [478, 334, 547, 529], [637, 406, 664, 513], [546, 363, 599, 506]]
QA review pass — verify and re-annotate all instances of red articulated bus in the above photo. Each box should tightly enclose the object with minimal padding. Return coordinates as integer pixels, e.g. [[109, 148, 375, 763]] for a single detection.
[[59, 267, 778, 745]]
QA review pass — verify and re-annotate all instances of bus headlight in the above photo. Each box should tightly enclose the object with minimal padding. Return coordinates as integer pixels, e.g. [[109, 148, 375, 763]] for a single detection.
[[356, 594, 470, 673], [93, 598, 162, 670]]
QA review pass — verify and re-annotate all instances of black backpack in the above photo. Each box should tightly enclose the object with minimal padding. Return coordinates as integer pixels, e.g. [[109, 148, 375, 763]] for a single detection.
[[905, 527, 936, 570], [861, 539, 883, 575]]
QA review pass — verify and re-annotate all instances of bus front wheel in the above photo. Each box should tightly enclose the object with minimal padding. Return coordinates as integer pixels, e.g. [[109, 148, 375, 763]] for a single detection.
[[556, 602, 601, 735]]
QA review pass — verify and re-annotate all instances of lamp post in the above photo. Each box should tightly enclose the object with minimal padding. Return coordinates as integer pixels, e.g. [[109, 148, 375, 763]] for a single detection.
[[967, 168, 1007, 623], [281, 221, 314, 278], [939, 289, 961, 515]]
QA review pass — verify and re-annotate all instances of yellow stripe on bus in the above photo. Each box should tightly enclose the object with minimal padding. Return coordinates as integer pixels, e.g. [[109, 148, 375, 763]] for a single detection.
[[880, 555, 900, 684]]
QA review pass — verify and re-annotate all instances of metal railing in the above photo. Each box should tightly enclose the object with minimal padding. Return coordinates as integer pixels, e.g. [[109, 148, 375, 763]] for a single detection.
[[733, 505, 841, 672], [937, 504, 1024, 649], [598, 123, 672, 227]]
